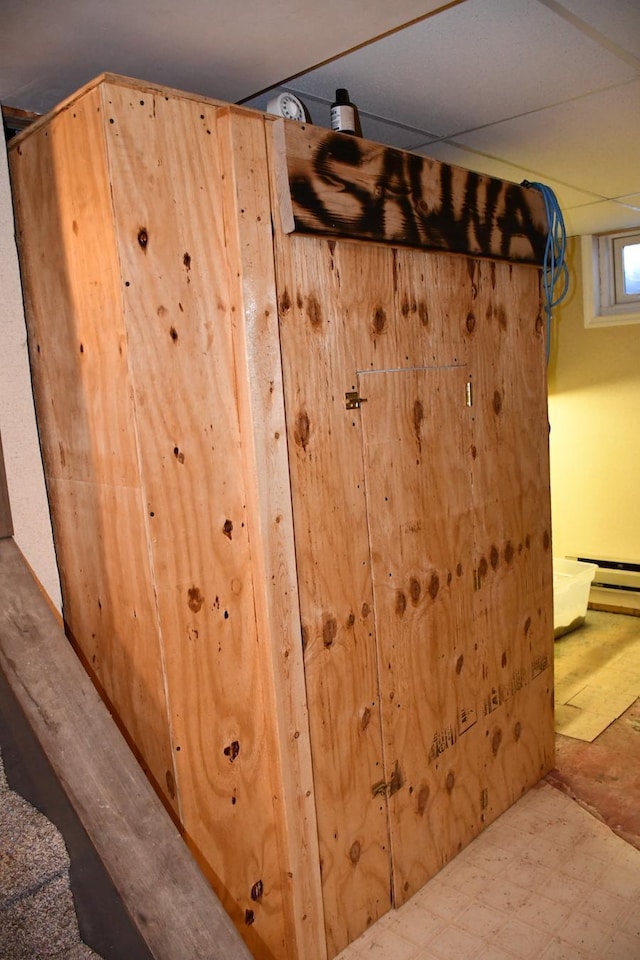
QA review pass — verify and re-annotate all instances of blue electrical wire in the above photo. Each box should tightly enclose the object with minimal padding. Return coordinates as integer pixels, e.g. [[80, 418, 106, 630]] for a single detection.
[[522, 180, 569, 361]]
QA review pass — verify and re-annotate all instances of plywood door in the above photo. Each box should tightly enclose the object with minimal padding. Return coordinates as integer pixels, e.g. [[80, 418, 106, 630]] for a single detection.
[[358, 365, 479, 904], [272, 231, 477, 955]]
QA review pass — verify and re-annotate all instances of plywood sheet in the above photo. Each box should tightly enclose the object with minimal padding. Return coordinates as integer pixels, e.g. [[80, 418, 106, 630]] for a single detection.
[[469, 259, 555, 809], [101, 83, 287, 960], [273, 235, 393, 956], [8, 85, 175, 806], [359, 364, 479, 903], [220, 107, 326, 960]]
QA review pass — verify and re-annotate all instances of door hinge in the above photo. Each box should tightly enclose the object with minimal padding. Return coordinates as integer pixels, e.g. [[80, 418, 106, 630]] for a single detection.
[[371, 760, 404, 798], [465, 381, 473, 407], [346, 390, 368, 410]]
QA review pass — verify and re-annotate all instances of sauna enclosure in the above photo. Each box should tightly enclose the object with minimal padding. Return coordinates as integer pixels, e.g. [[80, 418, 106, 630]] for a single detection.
[[9, 74, 555, 960]]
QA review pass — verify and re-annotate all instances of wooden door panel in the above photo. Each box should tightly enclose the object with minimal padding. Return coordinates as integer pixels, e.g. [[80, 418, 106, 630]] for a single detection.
[[359, 365, 479, 902], [274, 236, 393, 956]]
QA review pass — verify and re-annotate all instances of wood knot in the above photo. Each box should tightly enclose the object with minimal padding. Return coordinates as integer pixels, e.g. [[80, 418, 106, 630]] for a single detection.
[[372, 306, 387, 334], [251, 880, 264, 902], [417, 785, 430, 815], [294, 411, 310, 452], [165, 769, 176, 799], [279, 289, 291, 313], [323, 617, 338, 649], [410, 578, 421, 604], [187, 586, 204, 613], [224, 740, 240, 762], [307, 294, 322, 328]]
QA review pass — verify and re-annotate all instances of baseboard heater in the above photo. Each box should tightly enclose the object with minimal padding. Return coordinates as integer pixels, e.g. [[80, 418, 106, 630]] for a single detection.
[[569, 555, 640, 614]]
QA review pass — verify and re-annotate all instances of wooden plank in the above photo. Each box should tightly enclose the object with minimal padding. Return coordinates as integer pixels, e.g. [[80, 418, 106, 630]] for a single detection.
[[0, 538, 252, 960], [360, 365, 479, 903], [221, 109, 327, 960], [8, 85, 176, 810], [0, 432, 13, 539], [271, 230, 395, 956], [273, 121, 548, 265], [100, 82, 288, 960], [470, 259, 555, 817]]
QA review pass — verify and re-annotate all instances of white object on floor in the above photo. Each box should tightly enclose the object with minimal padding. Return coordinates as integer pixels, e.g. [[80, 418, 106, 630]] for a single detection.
[[553, 557, 598, 638]]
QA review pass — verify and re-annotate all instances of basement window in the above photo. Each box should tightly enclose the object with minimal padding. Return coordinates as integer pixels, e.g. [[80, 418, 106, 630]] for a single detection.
[[582, 229, 640, 327]]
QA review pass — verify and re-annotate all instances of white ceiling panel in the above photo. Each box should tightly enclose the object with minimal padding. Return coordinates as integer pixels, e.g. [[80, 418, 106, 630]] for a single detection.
[[0, 0, 448, 115], [288, 0, 637, 136], [564, 198, 640, 236], [456, 80, 640, 199], [413, 140, 600, 210], [548, 0, 640, 59]]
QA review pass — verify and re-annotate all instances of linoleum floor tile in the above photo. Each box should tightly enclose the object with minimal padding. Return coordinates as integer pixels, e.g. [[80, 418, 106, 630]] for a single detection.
[[336, 783, 640, 960]]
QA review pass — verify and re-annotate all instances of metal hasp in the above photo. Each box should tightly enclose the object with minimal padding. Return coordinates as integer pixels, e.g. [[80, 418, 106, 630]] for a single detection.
[[345, 391, 368, 410]]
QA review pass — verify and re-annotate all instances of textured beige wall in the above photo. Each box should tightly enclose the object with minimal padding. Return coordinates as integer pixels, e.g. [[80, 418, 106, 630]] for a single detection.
[[548, 237, 640, 562], [0, 125, 61, 609]]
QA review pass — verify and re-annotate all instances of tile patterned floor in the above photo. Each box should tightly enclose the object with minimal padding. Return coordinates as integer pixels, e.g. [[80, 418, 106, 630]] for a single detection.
[[336, 781, 640, 960]]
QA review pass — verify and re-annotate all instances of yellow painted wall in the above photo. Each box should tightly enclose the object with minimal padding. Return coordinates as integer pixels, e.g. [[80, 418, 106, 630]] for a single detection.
[[548, 237, 640, 562]]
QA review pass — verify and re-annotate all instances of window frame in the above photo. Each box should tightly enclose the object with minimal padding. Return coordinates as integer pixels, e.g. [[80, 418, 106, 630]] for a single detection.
[[612, 232, 640, 303], [582, 229, 640, 328]]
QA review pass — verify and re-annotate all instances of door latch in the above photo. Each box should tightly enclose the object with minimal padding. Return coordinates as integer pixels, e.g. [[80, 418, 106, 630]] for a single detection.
[[345, 391, 368, 410]]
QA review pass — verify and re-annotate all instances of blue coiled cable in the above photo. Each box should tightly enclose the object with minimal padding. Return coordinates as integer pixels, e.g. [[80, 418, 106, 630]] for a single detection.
[[522, 180, 569, 361]]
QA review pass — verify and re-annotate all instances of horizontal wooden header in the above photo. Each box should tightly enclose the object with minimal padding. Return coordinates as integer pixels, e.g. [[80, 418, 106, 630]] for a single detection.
[[273, 120, 548, 265]]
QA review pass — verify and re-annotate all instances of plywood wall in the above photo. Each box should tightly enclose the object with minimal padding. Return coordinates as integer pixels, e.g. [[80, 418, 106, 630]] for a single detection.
[[271, 215, 554, 955]]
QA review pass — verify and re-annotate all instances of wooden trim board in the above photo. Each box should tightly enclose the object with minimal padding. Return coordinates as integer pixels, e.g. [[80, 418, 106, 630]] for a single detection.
[[0, 538, 252, 960]]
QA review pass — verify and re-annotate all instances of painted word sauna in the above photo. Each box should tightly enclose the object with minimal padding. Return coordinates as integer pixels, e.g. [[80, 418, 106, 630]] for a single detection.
[[9, 74, 554, 960]]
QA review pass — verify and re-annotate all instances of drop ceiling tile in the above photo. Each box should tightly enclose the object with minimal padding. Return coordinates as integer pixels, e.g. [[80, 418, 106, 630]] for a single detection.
[[564, 199, 640, 236], [413, 139, 599, 210], [457, 80, 640, 199], [0, 0, 447, 114], [551, 0, 640, 59], [290, 0, 637, 136]]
